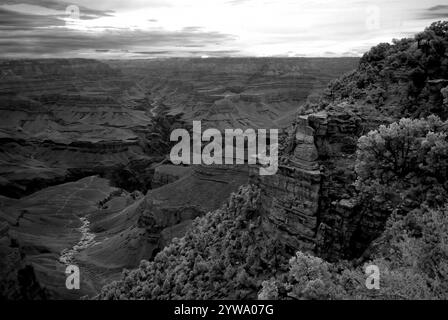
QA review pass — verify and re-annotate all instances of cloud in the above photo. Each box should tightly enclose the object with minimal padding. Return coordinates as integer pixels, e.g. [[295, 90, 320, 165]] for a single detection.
[[0, 0, 238, 58], [0, 7, 65, 30], [428, 5, 448, 11], [0, 0, 446, 58], [1, 0, 115, 18], [0, 26, 237, 58], [417, 4, 448, 20]]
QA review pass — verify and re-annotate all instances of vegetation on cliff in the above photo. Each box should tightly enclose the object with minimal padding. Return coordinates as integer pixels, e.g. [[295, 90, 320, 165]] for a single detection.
[[98, 185, 290, 299], [98, 22, 448, 300], [260, 116, 448, 300], [318, 21, 448, 119], [99, 114, 448, 300], [259, 204, 448, 300], [356, 116, 448, 211]]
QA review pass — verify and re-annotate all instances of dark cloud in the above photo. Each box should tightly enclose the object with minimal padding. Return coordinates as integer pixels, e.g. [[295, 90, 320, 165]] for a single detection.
[[428, 5, 448, 11], [0, 7, 65, 30], [417, 4, 448, 20], [0, 26, 237, 58], [0, 0, 238, 58]]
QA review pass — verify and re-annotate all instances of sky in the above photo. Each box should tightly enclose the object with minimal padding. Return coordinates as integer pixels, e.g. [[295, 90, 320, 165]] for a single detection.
[[0, 0, 447, 59]]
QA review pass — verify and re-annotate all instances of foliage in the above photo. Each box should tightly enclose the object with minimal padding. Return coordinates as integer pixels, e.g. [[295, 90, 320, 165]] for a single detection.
[[260, 114, 448, 300], [355, 116, 448, 211], [259, 252, 348, 300], [259, 205, 448, 300], [319, 21, 448, 119], [98, 185, 290, 300], [98, 22, 448, 301]]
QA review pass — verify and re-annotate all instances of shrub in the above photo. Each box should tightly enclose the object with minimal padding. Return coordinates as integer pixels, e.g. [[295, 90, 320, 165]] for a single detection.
[[355, 116, 448, 210]]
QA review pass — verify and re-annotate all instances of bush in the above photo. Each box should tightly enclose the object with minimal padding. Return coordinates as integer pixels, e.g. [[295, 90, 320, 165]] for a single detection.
[[258, 205, 448, 300], [355, 116, 448, 210]]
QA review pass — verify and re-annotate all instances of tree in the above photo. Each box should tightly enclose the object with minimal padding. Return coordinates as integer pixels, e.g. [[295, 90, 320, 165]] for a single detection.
[[355, 116, 448, 209]]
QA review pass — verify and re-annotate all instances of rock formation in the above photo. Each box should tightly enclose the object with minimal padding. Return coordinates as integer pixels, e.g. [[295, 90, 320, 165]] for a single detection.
[[251, 104, 386, 261]]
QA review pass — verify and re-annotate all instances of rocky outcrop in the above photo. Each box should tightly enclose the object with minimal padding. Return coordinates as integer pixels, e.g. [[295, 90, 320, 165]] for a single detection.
[[250, 113, 324, 253], [251, 105, 384, 260]]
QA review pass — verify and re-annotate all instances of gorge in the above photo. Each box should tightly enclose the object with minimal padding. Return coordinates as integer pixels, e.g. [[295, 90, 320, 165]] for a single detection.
[[0, 57, 359, 299], [3, 22, 447, 299]]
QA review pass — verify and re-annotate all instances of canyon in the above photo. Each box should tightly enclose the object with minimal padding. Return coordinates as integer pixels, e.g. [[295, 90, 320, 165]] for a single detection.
[[0, 57, 359, 299]]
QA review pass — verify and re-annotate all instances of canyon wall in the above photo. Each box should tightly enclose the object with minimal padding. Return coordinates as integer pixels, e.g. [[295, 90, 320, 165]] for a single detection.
[[0, 59, 159, 197], [251, 104, 387, 260]]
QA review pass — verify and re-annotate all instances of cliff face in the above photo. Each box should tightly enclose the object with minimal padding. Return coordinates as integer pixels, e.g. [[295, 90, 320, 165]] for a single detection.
[[251, 104, 387, 260]]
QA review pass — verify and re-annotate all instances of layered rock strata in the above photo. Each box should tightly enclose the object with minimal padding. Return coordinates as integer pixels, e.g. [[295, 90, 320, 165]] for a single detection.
[[251, 107, 383, 260]]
